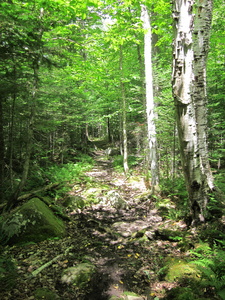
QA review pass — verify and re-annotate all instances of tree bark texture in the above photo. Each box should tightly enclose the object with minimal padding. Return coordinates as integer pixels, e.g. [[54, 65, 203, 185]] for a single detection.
[[172, 0, 214, 223], [141, 5, 159, 189]]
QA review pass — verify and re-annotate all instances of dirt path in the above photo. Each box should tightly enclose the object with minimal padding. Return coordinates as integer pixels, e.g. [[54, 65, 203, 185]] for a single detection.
[[0, 153, 189, 300]]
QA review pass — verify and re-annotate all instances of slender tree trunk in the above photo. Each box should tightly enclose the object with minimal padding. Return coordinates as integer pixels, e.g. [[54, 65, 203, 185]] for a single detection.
[[107, 117, 112, 143], [141, 5, 159, 191], [0, 95, 5, 203], [119, 46, 129, 174], [172, 0, 214, 224], [8, 64, 17, 190]]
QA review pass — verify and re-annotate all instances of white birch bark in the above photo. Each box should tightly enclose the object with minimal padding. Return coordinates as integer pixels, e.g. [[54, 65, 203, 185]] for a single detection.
[[119, 46, 129, 174], [141, 5, 159, 189], [172, 0, 214, 223]]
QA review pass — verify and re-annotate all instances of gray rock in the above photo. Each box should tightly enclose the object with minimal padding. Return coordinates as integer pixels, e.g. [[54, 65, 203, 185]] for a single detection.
[[61, 263, 96, 288], [62, 195, 85, 210], [100, 190, 128, 210]]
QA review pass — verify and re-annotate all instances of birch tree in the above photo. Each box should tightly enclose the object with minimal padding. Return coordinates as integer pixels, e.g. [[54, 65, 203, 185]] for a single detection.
[[119, 45, 129, 174], [172, 0, 214, 224], [141, 4, 159, 190]]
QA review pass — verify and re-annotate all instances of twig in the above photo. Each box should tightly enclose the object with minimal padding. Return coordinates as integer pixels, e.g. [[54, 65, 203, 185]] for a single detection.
[[31, 246, 73, 277]]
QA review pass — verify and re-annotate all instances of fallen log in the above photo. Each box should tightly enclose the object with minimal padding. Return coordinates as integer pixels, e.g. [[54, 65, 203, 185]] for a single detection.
[[17, 183, 62, 201]]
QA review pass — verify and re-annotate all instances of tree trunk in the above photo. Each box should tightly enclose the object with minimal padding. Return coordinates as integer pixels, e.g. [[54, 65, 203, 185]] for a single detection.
[[8, 64, 17, 191], [172, 0, 214, 224], [0, 95, 5, 203], [119, 45, 129, 174], [141, 5, 159, 191], [107, 117, 112, 143]]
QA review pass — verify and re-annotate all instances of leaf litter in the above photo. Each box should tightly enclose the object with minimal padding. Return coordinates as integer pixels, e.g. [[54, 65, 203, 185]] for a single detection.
[[0, 152, 198, 299]]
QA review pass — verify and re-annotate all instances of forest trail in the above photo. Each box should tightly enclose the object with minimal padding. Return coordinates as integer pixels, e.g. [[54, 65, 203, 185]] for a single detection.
[[1, 151, 189, 300]]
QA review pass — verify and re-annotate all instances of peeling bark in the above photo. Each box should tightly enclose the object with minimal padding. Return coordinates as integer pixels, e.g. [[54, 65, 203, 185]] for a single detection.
[[172, 0, 214, 224]]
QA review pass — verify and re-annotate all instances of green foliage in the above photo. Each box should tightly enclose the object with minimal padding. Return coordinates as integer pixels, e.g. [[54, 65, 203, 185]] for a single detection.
[[0, 213, 27, 245], [165, 286, 197, 300], [160, 241, 225, 299], [214, 170, 225, 194], [0, 256, 18, 292], [112, 155, 124, 172], [42, 156, 94, 196], [112, 155, 142, 172], [160, 177, 187, 200], [0, 0, 223, 222], [157, 177, 189, 220], [45, 162, 92, 183], [190, 243, 225, 299], [0, 198, 65, 245], [207, 192, 225, 219]]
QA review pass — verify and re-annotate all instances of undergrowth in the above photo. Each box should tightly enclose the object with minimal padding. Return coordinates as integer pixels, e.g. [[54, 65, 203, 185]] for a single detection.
[[112, 155, 142, 172], [25, 154, 94, 192], [189, 242, 225, 300]]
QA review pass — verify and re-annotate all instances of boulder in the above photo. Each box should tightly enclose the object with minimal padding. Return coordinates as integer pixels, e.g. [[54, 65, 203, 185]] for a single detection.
[[61, 262, 96, 288], [100, 191, 128, 210], [62, 195, 86, 210], [1, 198, 65, 245], [164, 258, 200, 282]]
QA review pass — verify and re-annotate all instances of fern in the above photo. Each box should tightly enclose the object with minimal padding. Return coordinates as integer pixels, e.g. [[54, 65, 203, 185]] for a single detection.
[[0, 213, 25, 244], [0, 256, 18, 291], [192, 248, 225, 297]]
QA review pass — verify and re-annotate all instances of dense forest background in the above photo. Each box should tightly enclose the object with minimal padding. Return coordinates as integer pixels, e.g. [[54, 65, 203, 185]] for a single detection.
[[1, 0, 224, 205], [1, 1, 225, 299]]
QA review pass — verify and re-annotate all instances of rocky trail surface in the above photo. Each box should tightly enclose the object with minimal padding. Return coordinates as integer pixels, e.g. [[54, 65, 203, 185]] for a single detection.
[[0, 152, 193, 300]]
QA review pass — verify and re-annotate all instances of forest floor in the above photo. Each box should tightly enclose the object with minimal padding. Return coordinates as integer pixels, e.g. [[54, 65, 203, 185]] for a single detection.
[[0, 151, 212, 299]]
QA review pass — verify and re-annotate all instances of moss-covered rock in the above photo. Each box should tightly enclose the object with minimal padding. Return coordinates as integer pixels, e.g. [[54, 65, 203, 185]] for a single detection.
[[62, 195, 86, 210], [1, 198, 65, 245], [100, 190, 128, 209], [164, 258, 200, 282], [61, 262, 96, 288]]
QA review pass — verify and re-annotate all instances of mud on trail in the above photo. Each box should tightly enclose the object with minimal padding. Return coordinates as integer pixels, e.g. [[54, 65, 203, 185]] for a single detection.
[[0, 152, 191, 300]]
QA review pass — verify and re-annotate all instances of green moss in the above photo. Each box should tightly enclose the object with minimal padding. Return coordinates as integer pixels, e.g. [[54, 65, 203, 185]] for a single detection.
[[63, 195, 86, 209], [6, 198, 65, 244], [165, 258, 200, 282], [41, 196, 53, 205], [61, 263, 96, 288]]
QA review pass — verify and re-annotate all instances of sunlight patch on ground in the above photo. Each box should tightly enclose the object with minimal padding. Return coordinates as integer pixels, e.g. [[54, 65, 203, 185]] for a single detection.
[[85, 170, 108, 177], [112, 178, 126, 187], [127, 177, 147, 191]]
